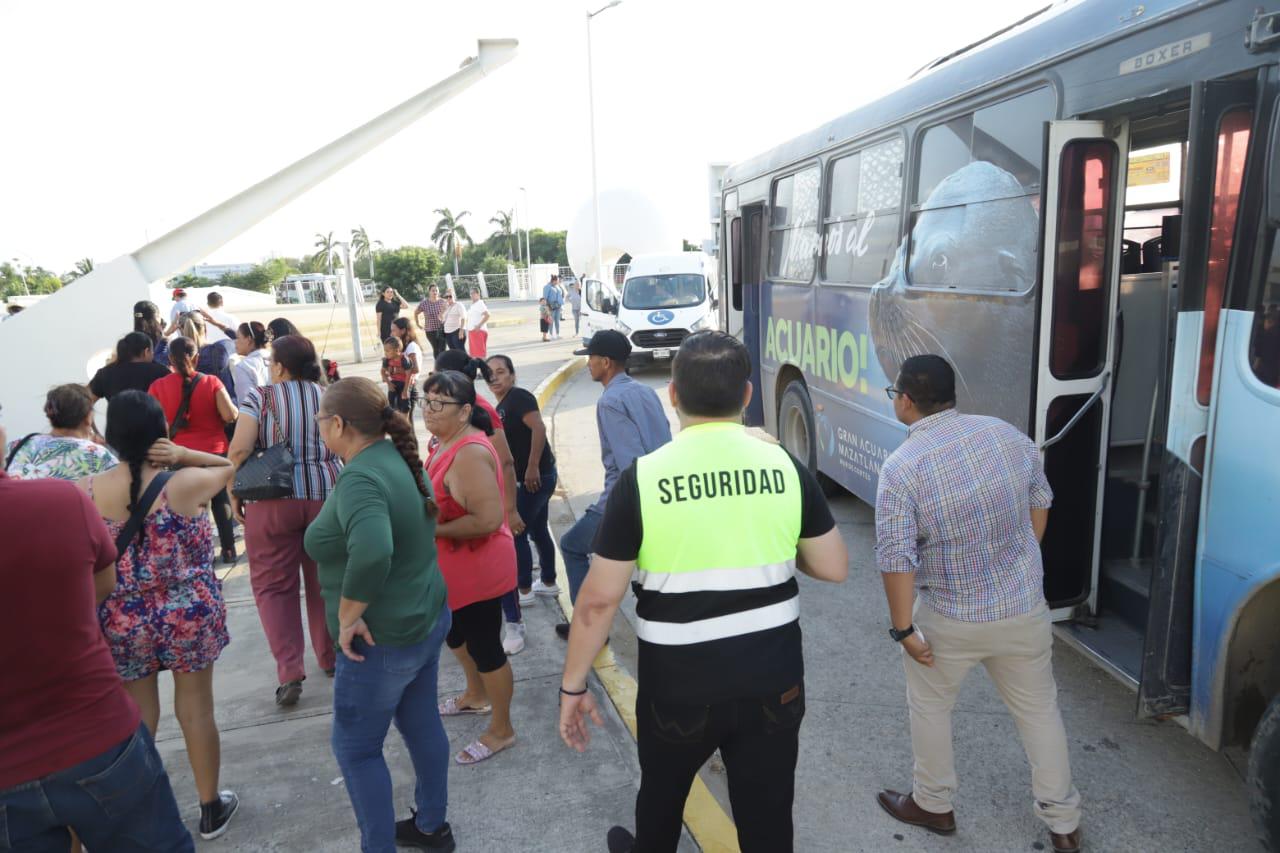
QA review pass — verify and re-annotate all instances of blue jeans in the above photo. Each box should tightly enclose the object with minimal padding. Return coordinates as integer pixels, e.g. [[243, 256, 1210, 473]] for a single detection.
[[550, 306, 561, 336], [331, 605, 452, 853], [517, 469, 558, 590], [560, 508, 602, 603], [0, 723, 192, 852]]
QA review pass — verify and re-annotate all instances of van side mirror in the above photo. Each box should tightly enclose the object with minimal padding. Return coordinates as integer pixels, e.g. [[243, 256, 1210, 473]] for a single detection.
[[603, 297, 618, 315]]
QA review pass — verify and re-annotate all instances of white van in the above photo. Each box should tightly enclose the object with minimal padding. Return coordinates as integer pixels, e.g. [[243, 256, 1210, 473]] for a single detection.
[[582, 253, 717, 364]]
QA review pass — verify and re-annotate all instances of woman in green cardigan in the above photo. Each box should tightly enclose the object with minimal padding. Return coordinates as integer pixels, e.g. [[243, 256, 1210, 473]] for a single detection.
[[304, 376, 455, 853]]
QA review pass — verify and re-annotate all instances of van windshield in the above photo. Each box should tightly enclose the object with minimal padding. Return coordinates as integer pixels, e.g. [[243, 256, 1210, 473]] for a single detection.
[[622, 274, 706, 310]]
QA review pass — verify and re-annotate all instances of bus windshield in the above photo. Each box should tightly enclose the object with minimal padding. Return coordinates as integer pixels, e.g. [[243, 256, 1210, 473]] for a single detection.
[[622, 274, 706, 310]]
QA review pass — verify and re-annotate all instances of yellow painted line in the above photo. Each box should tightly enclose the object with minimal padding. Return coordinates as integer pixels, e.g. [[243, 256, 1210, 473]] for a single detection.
[[535, 357, 741, 853]]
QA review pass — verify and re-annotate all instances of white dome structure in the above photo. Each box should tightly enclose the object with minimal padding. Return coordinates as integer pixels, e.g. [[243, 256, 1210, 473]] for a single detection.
[[566, 188, 680, 279]]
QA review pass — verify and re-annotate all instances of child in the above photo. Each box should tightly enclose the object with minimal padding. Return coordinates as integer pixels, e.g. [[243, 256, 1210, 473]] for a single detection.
[[539, 297, 551, 341], [380, 338, 417, 414]]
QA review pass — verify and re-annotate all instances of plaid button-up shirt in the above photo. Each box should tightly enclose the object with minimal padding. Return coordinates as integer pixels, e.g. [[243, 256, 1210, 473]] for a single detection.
[[416, 297, 446, 332], [875, 409, 1053, 622]]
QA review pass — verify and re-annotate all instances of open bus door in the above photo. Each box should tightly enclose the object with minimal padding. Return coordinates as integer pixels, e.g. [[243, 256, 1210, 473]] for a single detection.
[[1035, 120, 1130, 619], [736, 204, 765, 426], [1140, 77, 1259, 720]]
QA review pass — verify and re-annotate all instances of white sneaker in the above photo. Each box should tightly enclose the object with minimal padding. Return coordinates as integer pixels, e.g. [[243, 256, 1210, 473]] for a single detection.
[[517, 588, 536, 606], [531, 578, 560, 597], [502, 621, 527, 655]]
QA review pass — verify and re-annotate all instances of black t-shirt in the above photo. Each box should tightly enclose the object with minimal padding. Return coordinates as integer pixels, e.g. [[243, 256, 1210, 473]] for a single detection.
[[495, 387, 556, 476], [592, 450, 836, 703], [375, 298, 400, 343], [89, 360, 171, 401], [593, 450, 835, 561]]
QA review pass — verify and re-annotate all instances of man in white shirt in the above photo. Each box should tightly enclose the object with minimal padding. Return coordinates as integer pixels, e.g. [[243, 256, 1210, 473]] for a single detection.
[[465, 287, 491, 358], [199, 292, 239, 357]]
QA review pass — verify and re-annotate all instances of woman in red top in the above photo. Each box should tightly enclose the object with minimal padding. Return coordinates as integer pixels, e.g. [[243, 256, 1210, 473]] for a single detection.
[[423, 370, 517, 766], [148, 336, 239, 564]]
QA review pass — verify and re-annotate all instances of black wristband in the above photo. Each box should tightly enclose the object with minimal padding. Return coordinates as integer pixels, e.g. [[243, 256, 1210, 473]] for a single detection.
[[559, 685, 588, 697]]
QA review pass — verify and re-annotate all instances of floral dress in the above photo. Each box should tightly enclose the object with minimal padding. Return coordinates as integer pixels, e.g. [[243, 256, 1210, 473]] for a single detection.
[[93, 480, 230, 681], [4, 434, 117, 481]]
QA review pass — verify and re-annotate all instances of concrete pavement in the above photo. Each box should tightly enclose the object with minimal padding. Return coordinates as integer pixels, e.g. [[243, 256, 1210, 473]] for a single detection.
[[148, 311, 697, 851], [542, 362, 1256, 853]]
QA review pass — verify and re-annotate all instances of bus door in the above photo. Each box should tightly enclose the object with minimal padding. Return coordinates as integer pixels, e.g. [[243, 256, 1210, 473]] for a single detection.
[[1035, 120, 1130, 620], [1140, 78, 1258, 720], [738, 203, 765, 426]]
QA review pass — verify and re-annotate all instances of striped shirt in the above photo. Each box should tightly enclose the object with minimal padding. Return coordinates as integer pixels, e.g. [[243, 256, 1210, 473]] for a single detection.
[[875, 409, 1052, 622], [239, 381, 342, 501]]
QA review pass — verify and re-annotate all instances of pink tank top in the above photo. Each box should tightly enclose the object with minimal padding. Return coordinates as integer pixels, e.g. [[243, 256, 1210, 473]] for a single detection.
[[425, 432, 516, 611]]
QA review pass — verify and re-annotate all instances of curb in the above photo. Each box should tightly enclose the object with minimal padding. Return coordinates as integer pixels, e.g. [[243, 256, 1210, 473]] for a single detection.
[[535, 356, 741, 853]]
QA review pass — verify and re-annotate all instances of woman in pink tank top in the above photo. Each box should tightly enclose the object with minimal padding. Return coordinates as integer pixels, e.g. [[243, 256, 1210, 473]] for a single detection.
[[423, 370, 518, 766]]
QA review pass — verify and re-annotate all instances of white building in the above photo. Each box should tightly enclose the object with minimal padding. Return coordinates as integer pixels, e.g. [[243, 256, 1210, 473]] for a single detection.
[[185, 262, 255, 280]]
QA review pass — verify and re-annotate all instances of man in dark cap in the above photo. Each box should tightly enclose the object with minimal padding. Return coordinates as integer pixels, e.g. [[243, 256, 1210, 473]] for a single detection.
[[556, 330, 671, 638]]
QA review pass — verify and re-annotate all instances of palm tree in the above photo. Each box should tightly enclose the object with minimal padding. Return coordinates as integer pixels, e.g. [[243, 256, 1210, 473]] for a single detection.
[[312, 231, 337, 275], [431, 208, 472, 276], [351, 225, 383, 283], [65, 257, 95, 281], [489, 209, 516, 260]]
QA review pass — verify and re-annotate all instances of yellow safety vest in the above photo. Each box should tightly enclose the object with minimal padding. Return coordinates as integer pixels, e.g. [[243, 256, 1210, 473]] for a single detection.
[[632, 422, 803, 646]]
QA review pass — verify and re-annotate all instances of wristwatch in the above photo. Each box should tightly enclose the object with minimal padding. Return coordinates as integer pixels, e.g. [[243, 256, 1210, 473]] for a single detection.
[[889, 624, 916, 643]]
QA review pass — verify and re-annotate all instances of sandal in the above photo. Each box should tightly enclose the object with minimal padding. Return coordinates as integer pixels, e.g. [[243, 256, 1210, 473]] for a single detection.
[[438, 696, 492, 717], [455, 736, 515, 765]]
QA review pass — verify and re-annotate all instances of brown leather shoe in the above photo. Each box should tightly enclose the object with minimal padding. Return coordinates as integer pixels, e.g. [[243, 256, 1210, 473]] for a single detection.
[[875, 789, 956, 835], [1050, 828, 1082, 852]]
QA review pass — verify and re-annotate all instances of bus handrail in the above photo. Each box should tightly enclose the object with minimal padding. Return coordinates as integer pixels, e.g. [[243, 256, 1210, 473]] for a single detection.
[[1040, 369, 1112, 452]]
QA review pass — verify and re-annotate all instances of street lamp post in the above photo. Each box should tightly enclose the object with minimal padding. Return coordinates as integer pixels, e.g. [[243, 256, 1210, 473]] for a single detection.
[[520, 186, 531, 270], [586, 0, 621, 283], [10, 258, 29, 296]]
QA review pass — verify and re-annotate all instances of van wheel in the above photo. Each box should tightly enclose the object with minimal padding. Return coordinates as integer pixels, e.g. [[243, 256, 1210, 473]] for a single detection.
[[1250, 694, 1280, 850], [778, 381, 841, 497]]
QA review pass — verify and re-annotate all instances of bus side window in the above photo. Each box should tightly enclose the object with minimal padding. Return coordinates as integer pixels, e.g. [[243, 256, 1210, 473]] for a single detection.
[[1250, 236, 1280, 389], [769, 166, 821, 282], [823, 137, 904, 285]]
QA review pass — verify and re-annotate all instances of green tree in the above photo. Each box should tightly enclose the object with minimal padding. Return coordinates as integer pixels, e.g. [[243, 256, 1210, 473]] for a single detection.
[[64, 257, 95, 282], [312, 231, 337, 274], [219, 258, 298, 294], [1, 262, 61, 297], [351, 226, 383, 283], [479, 254, 510, 277], [527, 229, 568, 265], [377, 246, 444, 299], [488, 209, 516, 260], [431, 208, 472, 276]]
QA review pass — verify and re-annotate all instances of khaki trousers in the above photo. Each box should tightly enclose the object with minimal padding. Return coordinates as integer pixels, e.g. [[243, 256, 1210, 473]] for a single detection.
[[903, 599, 1082, 834]]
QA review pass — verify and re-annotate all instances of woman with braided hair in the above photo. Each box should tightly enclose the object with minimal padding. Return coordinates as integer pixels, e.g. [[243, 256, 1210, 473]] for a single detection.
[[80, 390, 240, 841], [304, 376, 455, 852]]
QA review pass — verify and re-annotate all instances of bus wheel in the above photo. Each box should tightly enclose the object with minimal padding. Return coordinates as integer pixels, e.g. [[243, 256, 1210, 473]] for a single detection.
[[778, 381, 841, 496], [1250, 693, 1280, 850]]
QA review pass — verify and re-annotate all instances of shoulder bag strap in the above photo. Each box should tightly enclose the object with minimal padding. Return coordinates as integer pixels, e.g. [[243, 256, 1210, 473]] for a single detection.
[[113, 470, 174, 555], [4, 433, 39, 470], [168, 373, 204, 439]]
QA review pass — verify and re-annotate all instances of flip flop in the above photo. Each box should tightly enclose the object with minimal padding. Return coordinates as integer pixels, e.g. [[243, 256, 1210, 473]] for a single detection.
[[439, 696, 492, 717], [455, 736, 516, 766]]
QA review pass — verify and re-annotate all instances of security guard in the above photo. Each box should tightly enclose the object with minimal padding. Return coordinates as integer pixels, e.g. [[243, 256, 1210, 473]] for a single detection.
[[558, 331, 849, 853]]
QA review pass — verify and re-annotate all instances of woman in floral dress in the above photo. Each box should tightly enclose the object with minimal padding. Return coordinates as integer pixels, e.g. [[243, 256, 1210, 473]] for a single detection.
[[80, 390, 241, 841], [4, 384, 116, 480]]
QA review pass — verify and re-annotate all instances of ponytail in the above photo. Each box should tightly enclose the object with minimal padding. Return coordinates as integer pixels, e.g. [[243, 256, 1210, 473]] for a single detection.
[[432, 349, 492, 383], [382, 405, 438, 518]]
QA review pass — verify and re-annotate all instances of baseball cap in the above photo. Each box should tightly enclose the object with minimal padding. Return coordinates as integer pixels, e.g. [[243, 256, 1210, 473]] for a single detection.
[[574, 329, 631, 361], [172, 288, 187, 298]]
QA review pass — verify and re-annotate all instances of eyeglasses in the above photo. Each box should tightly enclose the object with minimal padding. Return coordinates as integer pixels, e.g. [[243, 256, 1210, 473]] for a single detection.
[[314, 413, 337, 424], [444, 295, 454, 300], [422, 399, 464, 412], [884, 386, 905, 400]]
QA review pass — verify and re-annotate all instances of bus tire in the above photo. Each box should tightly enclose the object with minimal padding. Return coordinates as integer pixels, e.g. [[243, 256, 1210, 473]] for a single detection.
[[778, 381, 841, 497], [1250, 693, 1280, 850]]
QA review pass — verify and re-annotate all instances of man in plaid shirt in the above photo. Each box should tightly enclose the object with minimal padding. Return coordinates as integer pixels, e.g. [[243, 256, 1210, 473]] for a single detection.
[[873, 355, 1082, 853]]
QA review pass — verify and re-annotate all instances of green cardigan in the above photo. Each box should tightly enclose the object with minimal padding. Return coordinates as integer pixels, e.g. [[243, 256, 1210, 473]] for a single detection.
[[304, 439, 447, 646]]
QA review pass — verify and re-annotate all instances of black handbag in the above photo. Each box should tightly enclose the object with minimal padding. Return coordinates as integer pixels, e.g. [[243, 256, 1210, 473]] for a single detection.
[[232, 388, 295, 501]]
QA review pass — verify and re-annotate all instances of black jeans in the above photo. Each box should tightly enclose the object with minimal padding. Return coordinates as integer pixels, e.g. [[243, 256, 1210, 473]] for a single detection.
[[425, 329, 445, 358], [633, 683, 805, 853], [210, 451, 235, 554]]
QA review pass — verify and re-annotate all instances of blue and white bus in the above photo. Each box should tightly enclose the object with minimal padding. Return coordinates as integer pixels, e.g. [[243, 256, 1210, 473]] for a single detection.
[[717, 0, 1280, 841]]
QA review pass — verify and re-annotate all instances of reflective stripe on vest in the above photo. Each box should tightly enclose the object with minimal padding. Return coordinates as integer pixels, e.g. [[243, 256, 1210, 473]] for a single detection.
[[633, 422, 802, 646]]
